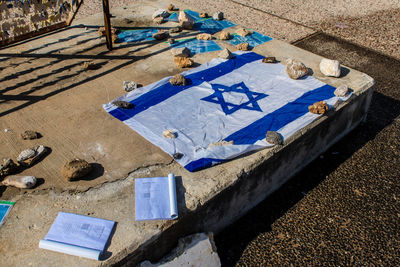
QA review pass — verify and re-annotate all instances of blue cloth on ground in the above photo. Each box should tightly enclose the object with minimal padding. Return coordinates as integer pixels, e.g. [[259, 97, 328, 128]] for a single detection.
[[118, 29, 158, 43], [170, 38, 222, 54], [104, 52, 349, 172], [226, 31, 273, 48], [194, 18, 236, 34], [165, 12, 178, 22]]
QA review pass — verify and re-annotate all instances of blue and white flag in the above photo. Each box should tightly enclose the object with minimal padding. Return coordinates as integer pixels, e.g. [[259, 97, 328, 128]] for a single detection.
[[104, 52, 350, 172]]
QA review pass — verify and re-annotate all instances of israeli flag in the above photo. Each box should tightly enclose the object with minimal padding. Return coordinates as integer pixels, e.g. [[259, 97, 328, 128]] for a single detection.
[[104, 52, 349, 172]]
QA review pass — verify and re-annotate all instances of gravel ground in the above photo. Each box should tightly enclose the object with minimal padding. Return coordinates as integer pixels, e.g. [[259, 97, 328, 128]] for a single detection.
[[215, 33, 400, 266]]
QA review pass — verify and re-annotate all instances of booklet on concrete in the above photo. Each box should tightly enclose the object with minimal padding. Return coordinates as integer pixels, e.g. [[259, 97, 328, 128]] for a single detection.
[[135, 173, 178, 221], [0, 200, 15, 228], [39, 212, 115, 260]]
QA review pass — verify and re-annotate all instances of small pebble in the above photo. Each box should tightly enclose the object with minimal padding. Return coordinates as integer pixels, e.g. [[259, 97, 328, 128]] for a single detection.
[[219, 31, 230, 40], [123, 81, 138, 92], [170, 74, 187, 86], [174, 55, 194, 68], [17, 145, 47, 167], [237, 42, 250, 51], [262, 57, 277, 63], [169, 27, 182, 33], [21, 130, 40, 140], [320, 58, 341, 77], [173, 153, 183, 159], [61, 159, 92, 181], [180, 20, 194, 30], [0, 158, 19, 176], [163, 130, 177, 139], [4, 129, 9, 132], [199, 13, 208, 18], [237, 28, 252, 37], [152, 9, 170, 19], [334, 85, 349, 97], [1, 175, 37, 189], [153, 31, 169, 40], [218, 48, 234, 59], [213, 12, 224, 20], [308, 101, 329, 115], [285, 58, 308, 79], [167, 4, 175, 12], [265, 131, 283, 145], [153, 17, 165, 24], [112, 100, 134, 109], [83, 62, 99, 70], [196, 33, 212, 40]]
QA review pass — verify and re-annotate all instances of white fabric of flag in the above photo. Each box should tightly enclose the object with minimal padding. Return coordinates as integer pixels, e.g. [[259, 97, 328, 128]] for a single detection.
[[104, 51, 350, 172]]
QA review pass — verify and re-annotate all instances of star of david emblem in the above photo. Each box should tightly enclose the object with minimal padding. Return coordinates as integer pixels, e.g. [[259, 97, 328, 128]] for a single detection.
[[201, 82, 268, 115]]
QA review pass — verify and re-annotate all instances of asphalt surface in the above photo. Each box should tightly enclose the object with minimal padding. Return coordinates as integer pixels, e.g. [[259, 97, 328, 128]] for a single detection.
[[215, 33, 400, 266]]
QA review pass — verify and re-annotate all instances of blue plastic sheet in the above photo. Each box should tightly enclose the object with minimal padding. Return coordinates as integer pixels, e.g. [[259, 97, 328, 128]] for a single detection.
[[195, 18, 236, 34], [170, 38, 222, 55], [117, 28, 158, 43], [226, 31, 273, 48]]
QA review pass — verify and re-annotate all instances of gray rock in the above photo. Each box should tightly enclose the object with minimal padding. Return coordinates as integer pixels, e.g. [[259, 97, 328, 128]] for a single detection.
[[171, 47, 191, 57], [285, 58, 308, 79], [218, 48, 234, 59], [334, 85, 349, 97], [21, 130, 40, 140], [152, 9, 170, 19], [213, 12, 224, 20], [153, 31, 169, 40], [170, 74, 187, 86], [169, 27, 182, 33], [112, 100, 134, 109], [0, 158, 18, 176], [123, 81, 137, 92], [266, 131, 283, 145], [17, 145, 47, 167]]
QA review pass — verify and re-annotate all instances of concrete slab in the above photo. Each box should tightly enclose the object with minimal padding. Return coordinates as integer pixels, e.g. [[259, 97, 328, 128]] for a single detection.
[[0, 0, 374, 266]]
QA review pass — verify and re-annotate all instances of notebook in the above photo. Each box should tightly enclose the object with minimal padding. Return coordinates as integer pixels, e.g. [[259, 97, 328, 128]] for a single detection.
[[39, 212, 115, 260], [135, 173, 178, 221]]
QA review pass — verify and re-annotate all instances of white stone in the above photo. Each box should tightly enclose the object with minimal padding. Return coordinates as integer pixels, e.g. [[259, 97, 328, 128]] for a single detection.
[[218, 48, 234, 59], [334, 85, 349, 97], [319, 58, 341, 77], [2, 175, 37, 189], [178, 11, 194, 23], [123, 81, 137, 92], [163, 130, 177, 139], [139, 233, 221, 267], [152, 9, 170, 19], [213, 12, 224, 20]]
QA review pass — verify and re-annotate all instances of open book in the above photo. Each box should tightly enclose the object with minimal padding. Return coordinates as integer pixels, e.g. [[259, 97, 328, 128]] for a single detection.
[[135, 173, 178, 221], [39, 212, 115, 260], [0, 200, 15, 227]]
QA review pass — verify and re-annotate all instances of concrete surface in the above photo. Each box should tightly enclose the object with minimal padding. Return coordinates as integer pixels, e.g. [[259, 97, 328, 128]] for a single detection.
[[139, 233, 221, 267], [0, 0, 375, 266]]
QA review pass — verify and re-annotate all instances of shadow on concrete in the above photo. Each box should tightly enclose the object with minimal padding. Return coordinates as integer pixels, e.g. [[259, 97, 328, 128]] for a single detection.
[[79, 163, 105, 181], [0, 24, 201, 118], [100, 221, 118, 261], [215, 32, 400, 266]]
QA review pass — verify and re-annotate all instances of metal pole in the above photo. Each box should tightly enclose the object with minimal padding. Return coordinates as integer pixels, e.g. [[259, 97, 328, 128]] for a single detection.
[[102, 0, 113, 50]]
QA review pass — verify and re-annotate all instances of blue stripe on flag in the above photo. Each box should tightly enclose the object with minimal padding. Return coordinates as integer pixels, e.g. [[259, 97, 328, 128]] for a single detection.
[[224, 84, 335, 145], [108, 52, 264, 121]]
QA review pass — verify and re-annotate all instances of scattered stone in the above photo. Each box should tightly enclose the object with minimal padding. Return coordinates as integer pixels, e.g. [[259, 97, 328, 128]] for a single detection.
[[171, 47, 191, 57], [213, 12, 224, 20], [308, 101, 329, 115], [168, 38, 175, 44], [237, 27, 252, 37], [4, 129, 9, 133], [173, 153, 183, 160], [199, 12, 208, 18], [21, 130, 40, 140], [61, 159, 92, 181], [170, 74, 187, 86], [285, 58, 308, 79], [265, 131, 283, 145], [152, 9, 170, 19], [1, 175, 37, 189], [83, 62, 99, 70], [152, 31, 169, 40], [0, 158, 18, 177], [112, 100, 134, 109], [163, 129, 177, 139], [123, 81, 137, 92], [218, 48, 234, 59], [196, 33, 212, 40], [219, 31, 230, 40], [334, 85, 349, 97], [179, 11, 194, 30], [153, 17, 165, 24], [262, 56, 277, 63], [169, 26, 182, 33], [237, 42, 249, 51], [174, 55, 194, 68], [167, 4, 176, 12], [320, 58, 341, 77], [17, 145, 47, 167], [208, 140, 234, 148], [180, 20, 194, 30]]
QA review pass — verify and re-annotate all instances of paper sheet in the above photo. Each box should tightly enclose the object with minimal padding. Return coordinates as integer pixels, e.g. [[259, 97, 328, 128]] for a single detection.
[[135, 174, 178, 221]]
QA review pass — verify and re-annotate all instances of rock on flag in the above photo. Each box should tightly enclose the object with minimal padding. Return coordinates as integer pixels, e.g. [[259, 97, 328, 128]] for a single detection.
[[104, 52, 349, 172]]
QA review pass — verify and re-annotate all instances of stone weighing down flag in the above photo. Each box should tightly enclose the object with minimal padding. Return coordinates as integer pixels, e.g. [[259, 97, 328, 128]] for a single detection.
[[104, 52, 349, 172]]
